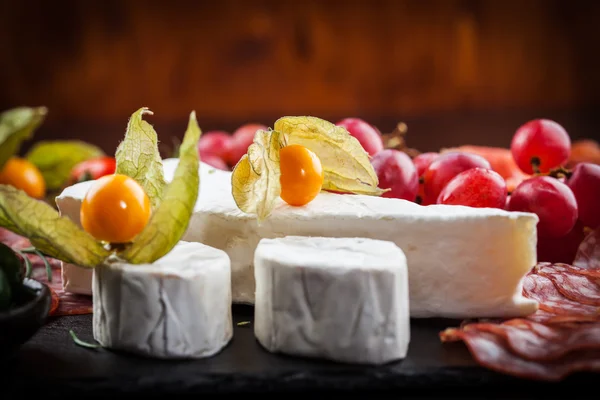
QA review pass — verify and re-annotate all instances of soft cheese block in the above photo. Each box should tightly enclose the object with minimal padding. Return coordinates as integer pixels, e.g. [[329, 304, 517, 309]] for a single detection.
[[56, 192, 92, 295], [254, 236, 410, 365], [58, 158, 539, 319], [93, 241, 233, 359]]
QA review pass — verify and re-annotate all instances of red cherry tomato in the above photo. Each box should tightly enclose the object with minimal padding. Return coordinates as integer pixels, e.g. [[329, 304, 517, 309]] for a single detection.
[[70, 156, 116, 184]]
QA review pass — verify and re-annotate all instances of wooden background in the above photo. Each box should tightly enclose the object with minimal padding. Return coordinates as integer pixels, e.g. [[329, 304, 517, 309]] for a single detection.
[[1, 0, 599, 153]]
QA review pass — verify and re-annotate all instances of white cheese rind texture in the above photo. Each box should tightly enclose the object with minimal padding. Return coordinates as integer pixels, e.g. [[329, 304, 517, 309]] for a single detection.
[[92, 241, 233, 359], [58, 158, 539, 319], [254, 236, 410, 365], [56, 194, 92, 295]]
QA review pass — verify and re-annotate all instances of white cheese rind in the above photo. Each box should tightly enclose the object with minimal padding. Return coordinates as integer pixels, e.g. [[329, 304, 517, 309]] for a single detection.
[[254, 236, 410, 365], [92, 241, 233, 359], [56, 194, 92, 295], [58, 159, 539, 319]]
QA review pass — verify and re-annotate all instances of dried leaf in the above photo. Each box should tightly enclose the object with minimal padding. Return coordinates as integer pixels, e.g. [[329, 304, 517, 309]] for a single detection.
[[118, 111, 201, 264], [273, 116, 384, 195], [0, 185, 110, 268], [321, 170, 388, 195], [231, 129, 283, 221], [115, 108, 166, 210], [0, 107, 47, 169], [25, 140, 105, 190]]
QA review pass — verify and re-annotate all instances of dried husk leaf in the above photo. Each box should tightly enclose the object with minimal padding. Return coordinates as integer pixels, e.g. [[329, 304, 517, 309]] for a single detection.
[[231, 129, 283, 221], [273, 116, 384, 195], [118, 111, 201, 264], [115, 107, 167, 210]]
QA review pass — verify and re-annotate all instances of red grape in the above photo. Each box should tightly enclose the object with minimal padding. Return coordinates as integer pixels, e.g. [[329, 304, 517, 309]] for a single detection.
[[413, 153, 438, 205], [198, 131, 232, 161], [227, 123, 268, 166], [422, 152, 491, 205], [413, 152, 439, 177], [567, 162, 600, 229], [508, 176, 578, 238], [511, 119, 571, 174], [437, 168, 507, 209], [371, 149, 418, 201], [336, 118, 384, 156], [202, 153, 229, 171], [537, 220, 585, 264]]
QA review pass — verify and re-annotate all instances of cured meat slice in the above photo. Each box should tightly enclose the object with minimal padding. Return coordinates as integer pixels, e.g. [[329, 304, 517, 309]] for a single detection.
[[574, 227, 600, 270], [535, 262, 600, 279], [440, 328, 600, 381], [0, 228, 93, 316], [456, 320, 600, 361], [442, 259, 600, 381], [537, 268, 600, 306], [49, 287, 59, 315], [522, 273, 600, 318], [29, 256, 92, 316]]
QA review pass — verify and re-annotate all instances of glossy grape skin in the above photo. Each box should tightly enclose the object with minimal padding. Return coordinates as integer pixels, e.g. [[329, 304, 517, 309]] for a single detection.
[[508, 176, 578, 238], [371, 149, 419, 201], [422, 152, 491, 205], [202, 153, 229, 171], [567, 162, 600, 229], [335, 118, 384, 156], [413, 152, 439, 177], [537, 220, 585, 265], [437, 168, 507, 209], [511, 119, 571, 174], [197, 131, 232, 161], [413, 152, 438, 205], [227, 123, 268, 166]]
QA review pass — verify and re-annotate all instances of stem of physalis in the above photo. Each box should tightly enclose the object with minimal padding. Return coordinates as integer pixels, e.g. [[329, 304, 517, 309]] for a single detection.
[[105, 242, 132, 257]]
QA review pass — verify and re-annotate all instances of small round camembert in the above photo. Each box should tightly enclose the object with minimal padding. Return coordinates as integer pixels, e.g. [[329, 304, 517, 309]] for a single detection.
[[253, 236, 410, 365], [92, 241, 233, 359]]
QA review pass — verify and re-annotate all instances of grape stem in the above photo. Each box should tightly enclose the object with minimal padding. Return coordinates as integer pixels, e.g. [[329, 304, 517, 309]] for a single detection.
[[547, 166, 573, 180], [530, 157, 541, 174], [106, 242, 131, 252], [382, 122, 421, 157]]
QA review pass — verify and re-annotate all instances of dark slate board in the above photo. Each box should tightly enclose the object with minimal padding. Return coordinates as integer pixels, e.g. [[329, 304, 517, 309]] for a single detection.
[[0, 305, 594, 397]]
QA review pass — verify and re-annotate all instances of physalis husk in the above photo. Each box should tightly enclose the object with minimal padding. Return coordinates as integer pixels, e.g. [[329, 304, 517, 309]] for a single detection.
[[231, 116, 385, 221]]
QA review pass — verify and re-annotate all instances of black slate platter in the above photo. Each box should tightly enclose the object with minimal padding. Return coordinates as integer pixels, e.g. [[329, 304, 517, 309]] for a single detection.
[[0, 305, 594, 397]]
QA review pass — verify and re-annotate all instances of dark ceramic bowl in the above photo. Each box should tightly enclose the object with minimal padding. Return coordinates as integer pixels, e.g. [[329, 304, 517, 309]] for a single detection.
[[0, 278, 51, 358]]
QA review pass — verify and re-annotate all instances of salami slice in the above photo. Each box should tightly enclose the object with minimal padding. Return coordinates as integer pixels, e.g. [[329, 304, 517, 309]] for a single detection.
[[460, 320, 600, 361], [574, 227, 600, 271], [439, 328, 600, 381], [522, 274, 600, 318], [0, 228, 93, 316], [442, 260, 600, 381], [538, 268, 600, 306], [535, 262, 600, 279], [29, 255, 93, 316], [49, 286, 60, 315]]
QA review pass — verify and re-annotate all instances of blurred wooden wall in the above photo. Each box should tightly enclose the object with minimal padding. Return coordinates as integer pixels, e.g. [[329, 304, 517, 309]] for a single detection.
[[0, 0, 599, 144]]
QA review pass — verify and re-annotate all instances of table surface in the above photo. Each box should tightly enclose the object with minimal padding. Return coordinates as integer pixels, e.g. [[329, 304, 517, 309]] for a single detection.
[[1, 305, 595, 397]]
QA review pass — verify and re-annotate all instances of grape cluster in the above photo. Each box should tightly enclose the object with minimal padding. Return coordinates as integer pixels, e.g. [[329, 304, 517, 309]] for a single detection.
[[344, 117, 599, 266], [197, 123, 268, 171]]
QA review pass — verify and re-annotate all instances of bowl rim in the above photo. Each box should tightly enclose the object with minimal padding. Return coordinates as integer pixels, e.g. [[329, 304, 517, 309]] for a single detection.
[[0, 278, 50, 321]]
